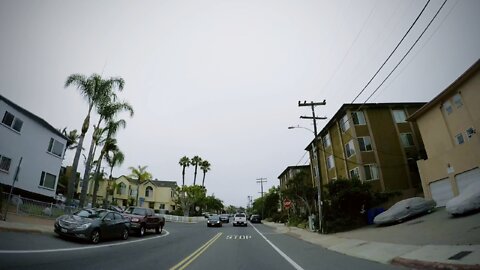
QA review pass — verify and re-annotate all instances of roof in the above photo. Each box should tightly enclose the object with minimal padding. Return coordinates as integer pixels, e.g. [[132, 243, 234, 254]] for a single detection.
[[408, 59, 480, 121], [304, 102, 427, 151], [0, 94, 68, 141], [150, 179, 177, 188], [277, 165, 310, 179]]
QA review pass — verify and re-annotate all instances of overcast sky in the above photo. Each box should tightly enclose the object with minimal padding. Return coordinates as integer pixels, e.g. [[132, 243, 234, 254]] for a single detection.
[[1, 0, 479, 207]]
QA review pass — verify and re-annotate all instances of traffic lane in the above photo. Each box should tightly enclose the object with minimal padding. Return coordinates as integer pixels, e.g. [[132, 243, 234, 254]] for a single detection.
[[251, 223, 404, 270], [180, 223, 297, 270], [0, 222, 217, 270]]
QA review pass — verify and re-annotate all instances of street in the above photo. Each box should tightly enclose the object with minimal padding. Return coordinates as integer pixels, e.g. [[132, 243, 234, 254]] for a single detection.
[[0, 221, 404, 270]]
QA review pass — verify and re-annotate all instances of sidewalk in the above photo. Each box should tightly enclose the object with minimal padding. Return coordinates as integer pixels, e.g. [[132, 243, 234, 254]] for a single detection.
[[0, 213, 55, 234], [262, 221, 480, 270]]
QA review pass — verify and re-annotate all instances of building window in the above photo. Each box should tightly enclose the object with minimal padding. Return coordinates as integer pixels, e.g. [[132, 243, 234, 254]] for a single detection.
[[400, 133, 415, 147], [443, 101, 453, 115], [364, 164, 379, 181], [326, 155, 335, 169], [345, 140, 356, 158], [160, 204, 165, 209], [117, 183, 126, 195], [145, 186, 153, 197], [358, 137, 372, 151], [323, 133, 331, 148], [39, 171, 56, 189], [340, 114, 350, 132], [349, 167, 359, 180], [453, 94, 463, 108], [2, 111, 23, 132], [352, 111, 366, 125], [466, 127, 476, 139], [0, 155, 12, 172], [47, 138, 64, 157], [393, 110, 407, 123], [455, 133, 464, 145]]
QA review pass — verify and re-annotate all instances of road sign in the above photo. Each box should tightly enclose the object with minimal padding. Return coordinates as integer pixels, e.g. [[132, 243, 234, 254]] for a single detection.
[[283, 198, 292, 209]]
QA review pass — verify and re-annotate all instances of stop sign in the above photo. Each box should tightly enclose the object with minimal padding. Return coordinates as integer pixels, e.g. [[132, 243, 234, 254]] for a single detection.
[[283, 198, 292, 209]]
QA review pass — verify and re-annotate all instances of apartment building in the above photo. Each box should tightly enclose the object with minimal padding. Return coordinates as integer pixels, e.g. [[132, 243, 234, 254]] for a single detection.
[[409, 59, 480, 207], [278, 165, 311, 190], [0, 95, 67, 200], [306, 102, 426, 198]]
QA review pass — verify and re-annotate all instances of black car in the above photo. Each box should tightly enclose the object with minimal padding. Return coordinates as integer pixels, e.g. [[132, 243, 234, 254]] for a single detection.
[[219, 214, 230, 223], [55, 208, 130, 244], [250, 214, 262, 223], [207, 215, 222, 227]]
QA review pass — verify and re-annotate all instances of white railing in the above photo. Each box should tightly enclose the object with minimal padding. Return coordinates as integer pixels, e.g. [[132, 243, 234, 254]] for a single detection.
[[163, 214, 206, 223]]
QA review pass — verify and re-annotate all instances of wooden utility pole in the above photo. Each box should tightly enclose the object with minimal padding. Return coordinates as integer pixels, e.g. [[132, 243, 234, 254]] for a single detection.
[[256, 178, 267, 218], [298, 100, 327, 233]]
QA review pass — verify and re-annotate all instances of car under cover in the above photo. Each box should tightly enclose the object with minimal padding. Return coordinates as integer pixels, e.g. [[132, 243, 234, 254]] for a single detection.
[[446, 181, 480, 215], [374, 197, 436, 225]]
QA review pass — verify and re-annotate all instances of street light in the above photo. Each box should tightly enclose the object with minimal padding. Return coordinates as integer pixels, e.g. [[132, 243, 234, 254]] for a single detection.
[[288, 125, 325, 233]]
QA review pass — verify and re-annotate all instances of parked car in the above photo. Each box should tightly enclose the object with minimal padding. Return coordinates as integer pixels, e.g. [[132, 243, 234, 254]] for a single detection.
[[54, 208, 130, 244], [219, 214, 230, 223], [373, 197, 436, 225], [207, 215, 222, 227], [107, 205, 124, 213], [446, 181, 480, 216], [233, 213, 247, 227], [250, 214, 261, 223], [123, 207, 165, 236]]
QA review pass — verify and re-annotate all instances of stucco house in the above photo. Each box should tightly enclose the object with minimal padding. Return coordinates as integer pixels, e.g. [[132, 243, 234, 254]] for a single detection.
[[0, 95, 67, 201]]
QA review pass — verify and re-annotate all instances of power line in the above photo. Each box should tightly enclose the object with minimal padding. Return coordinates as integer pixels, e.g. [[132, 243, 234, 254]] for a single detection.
[[351, 0, 431, 103]]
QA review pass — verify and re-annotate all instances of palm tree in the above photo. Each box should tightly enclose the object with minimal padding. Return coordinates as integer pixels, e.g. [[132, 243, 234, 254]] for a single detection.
[[200, 160, 211, 187], [104, 147, 124, 206], [58, 127, 80, 157], [179, 156, 190, 187], [128, 165, 152, 206], [79, 100, 133, 207], [64, 73, 124, 206], [191, 156, 202, 185]]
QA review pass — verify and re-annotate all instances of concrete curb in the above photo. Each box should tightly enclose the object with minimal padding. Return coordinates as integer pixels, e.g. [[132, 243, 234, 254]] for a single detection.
[[392, 257, 480, 270]]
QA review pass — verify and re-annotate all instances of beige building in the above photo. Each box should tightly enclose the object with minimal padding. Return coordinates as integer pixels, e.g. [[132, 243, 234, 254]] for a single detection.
[[307, 102, 426, 200], [409, 60, 480, 207], [77, 175, 177, 211]]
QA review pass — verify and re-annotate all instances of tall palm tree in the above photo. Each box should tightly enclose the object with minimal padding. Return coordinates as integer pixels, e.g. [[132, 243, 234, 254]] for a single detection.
[[64, 73, 124, 206], [58, 127, 80, 157], [128, 165, 152, 206], [179, 156, 190, 187], [104, 146, 124, 205], [191, 156, 202, 185], [200, 160, 211, 187], [91, 118, 128, 206], [79, 100, 133, 207]]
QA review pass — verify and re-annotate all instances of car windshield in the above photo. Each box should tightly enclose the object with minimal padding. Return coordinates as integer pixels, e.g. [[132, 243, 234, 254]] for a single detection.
[[209, 215, 220, 220], [74, 209, 99, 218], [125, 207, 147, 216], [235, 213, 245, 218]]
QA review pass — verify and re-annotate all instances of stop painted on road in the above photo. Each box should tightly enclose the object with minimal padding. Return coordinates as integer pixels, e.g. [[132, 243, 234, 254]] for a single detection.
[[226, 235, 252, 240]]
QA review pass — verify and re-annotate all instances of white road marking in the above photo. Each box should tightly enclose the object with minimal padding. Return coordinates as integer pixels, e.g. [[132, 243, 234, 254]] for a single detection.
[[0, 230, 170, 254], [251, 223, 305, 270]]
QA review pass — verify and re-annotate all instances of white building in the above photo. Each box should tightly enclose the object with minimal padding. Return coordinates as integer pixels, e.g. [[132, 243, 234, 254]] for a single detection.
[[0, 95, 67, 200]]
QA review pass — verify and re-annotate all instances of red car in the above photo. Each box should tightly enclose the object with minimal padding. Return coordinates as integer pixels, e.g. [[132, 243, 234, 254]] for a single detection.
[[123, 207, 165, 236]]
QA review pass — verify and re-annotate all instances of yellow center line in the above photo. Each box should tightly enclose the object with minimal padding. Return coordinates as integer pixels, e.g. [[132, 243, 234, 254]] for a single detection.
[[170, 232, 223, 270]]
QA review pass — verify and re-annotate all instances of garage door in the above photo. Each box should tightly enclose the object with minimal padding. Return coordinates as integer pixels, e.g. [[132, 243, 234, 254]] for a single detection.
[[456, 168, 480, 194], [429, 178, 454, 207]]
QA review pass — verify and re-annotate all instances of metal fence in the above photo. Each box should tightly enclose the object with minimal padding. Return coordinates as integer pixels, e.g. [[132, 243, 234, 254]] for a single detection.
[[163, 214, 206, 223], [1, 192, 74, 219]]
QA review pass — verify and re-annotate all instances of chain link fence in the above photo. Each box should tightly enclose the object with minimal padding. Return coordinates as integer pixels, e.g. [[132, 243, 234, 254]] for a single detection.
[[1, 192, 76, 219]]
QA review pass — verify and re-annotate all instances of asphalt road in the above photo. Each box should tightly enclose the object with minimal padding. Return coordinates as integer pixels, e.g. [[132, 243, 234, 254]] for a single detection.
[[0, 221, 404, 270]]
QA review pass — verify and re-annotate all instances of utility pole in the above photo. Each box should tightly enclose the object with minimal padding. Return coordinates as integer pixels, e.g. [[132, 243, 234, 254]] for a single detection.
[[256, 178, 267, 218], [298, 100, 327, 233]]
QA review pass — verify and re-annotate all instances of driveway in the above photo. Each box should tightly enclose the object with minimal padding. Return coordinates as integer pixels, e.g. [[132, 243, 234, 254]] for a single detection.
[[332, 208, 480, 245]]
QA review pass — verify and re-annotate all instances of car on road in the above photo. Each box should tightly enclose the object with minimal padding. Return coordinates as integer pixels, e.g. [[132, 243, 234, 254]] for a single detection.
[[446, 181, 480, 216], [250, 214, 261, 223], [54, 208, 130, 244], [373, 197, 436, 225], [123, 207, 165, 236], [207, 215, 222, 227], [233, 212, 247, 227], [219, 214, 230, 223]]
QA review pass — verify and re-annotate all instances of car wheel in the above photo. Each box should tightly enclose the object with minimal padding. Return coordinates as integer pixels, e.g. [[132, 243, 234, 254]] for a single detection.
[[139, 225, 145, 237], [155, 225, 162, 234], [90, 229, 101, 244], [121, 227, 129, 240]]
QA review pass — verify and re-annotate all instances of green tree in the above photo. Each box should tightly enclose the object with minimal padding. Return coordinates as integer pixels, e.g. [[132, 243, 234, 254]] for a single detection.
[[281, 171, 316, 218], [173, 185, 206, 216], [128, 165, 152, 206], [203, 195, 223, 213], [252, 186, 280, 219], [191, 156, 202, 185], [178, 156, 190, 187], [200, 160, 211, 187], [104, 146, 124, 205], [80, 100, 133, 207], [64, 73, 124, 206]]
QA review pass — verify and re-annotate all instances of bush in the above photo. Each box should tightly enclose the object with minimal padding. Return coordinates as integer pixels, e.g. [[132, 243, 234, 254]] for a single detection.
[[270, 212, 288, 223]]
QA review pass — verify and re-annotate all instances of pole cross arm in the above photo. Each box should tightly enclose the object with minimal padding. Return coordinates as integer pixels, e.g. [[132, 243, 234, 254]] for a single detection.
[[298, 100, 326, 106], [300, 116, 327, 120]]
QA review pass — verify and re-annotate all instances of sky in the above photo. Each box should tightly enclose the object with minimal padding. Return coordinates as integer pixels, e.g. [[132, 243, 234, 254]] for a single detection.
[[1, 0, 479, 207]]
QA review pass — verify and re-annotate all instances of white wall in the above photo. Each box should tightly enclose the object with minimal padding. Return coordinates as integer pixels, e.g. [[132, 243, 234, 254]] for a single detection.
[[0, 99, 66, 198]]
